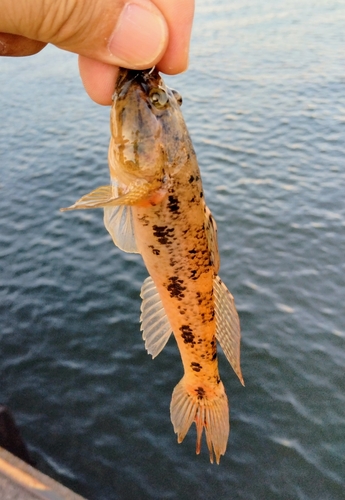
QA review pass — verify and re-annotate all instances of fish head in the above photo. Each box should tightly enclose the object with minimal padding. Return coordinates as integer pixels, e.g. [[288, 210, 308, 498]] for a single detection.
[[109, 67, 189, 185]]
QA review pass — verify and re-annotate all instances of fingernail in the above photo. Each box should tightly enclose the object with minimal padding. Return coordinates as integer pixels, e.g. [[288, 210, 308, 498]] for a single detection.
[[108, 1, 168, 67]]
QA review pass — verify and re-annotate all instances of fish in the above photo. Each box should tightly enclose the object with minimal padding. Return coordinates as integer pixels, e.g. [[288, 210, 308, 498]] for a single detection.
[[61, 67, 244, 464]]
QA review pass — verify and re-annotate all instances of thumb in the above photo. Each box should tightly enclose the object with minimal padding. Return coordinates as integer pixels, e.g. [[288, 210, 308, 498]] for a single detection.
[[0, 0, 168, 68]]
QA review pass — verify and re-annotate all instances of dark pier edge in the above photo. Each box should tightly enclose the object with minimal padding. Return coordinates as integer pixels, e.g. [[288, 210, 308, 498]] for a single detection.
[[0, 446, 86, 500]]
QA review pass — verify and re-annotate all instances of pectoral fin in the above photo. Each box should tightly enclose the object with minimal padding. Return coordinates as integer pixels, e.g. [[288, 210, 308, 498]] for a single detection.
[[60, 186, 114, 211], [214, 276, 244, 386], [104, 204, 138, 253], [60, 180, 161, 212]]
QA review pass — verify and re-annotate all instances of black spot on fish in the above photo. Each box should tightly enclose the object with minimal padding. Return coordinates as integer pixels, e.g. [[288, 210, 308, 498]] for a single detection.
[[152, 225, 174, 245], [189, 175, 195, 184], [189, 269, 198, 280], [180, 324, 193, 333], [148, 245, 160, 255], [167, 195, 180, 214], [217, 377, 221, 384], [189, 196, 195, 203], [180, 325, 195, 344], [167, 276, 186, 300], [200, 191, 204, 198], [196, 387, 205, 400], [191, 362, 202, 372], [209, 339, 217, 361], [138, 214, 149, 226]]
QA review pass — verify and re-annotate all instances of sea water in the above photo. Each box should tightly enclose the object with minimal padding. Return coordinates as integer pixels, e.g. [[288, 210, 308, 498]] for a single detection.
[[0, 1, 344, 498]]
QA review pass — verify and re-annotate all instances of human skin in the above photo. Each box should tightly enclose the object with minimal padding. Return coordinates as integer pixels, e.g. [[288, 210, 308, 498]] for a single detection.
[[0, 0, 194, 104]]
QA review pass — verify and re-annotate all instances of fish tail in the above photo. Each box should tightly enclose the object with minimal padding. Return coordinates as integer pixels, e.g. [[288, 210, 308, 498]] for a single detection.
[[170, 377, 229, 464]]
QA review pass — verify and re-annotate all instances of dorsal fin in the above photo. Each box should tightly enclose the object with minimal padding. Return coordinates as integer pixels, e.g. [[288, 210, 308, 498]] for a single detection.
[[214, 276, 244, 386], [205, 205, 220, 273]]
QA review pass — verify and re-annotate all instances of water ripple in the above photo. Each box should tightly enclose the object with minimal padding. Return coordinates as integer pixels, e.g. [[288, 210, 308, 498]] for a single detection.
[[0, 1, 344, 499]]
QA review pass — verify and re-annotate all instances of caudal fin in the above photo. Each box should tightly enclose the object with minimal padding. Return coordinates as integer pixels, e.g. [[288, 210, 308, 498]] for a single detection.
[[170, 378, 229, 464]]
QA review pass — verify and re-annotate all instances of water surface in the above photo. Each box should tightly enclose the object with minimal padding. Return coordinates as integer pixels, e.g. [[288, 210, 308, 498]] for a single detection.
[[0, 1, 344, 499]]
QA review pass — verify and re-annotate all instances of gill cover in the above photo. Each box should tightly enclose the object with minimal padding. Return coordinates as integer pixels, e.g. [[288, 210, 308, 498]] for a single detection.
[[108, 68, 190, 185]]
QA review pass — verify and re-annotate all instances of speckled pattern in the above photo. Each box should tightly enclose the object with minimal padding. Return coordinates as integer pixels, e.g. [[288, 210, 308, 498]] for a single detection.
[[134, 169, 221, 390], [109, 68, 239, 462]]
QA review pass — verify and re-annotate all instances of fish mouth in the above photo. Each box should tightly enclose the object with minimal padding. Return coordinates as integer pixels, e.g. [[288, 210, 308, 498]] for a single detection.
[[114, 67, 162, 101]]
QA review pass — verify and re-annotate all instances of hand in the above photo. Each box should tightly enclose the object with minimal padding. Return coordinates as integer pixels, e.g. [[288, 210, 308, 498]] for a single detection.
[[0, 0, 194, 105]]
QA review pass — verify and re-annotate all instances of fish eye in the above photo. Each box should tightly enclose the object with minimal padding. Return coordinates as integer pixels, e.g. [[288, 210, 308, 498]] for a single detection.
[[149, 88, 169, 109], [171, 89, 183, 106]]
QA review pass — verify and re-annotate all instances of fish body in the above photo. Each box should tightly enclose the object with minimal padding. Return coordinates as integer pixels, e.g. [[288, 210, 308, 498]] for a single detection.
[[61, 68, 244, 463]]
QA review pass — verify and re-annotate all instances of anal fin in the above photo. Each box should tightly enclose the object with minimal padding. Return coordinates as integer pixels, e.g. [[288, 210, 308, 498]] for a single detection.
[[140, 276, 172, 358], [214, 276, 244, 386]]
